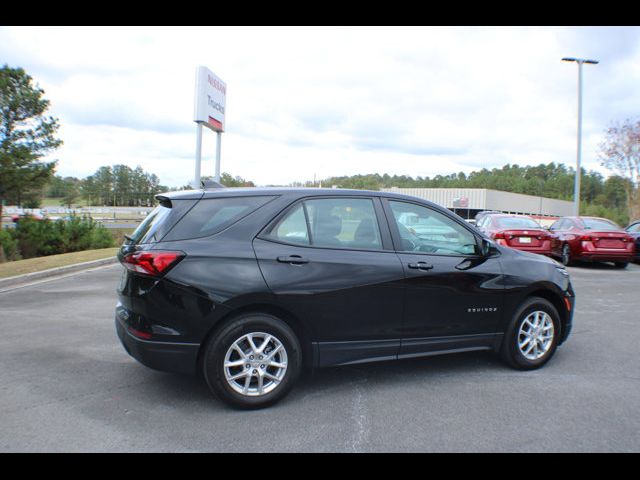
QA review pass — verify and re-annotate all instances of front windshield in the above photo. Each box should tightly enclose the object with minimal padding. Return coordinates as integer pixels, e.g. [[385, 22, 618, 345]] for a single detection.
[[582, 218, 620, 231], [495, 217, 541, 229]]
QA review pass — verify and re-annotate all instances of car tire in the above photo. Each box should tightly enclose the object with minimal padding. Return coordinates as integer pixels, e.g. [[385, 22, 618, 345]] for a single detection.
[[561, 244, 572, 266], [500, 297, 561, 370], [202, 313, 302, 409], [613, 262, 628, 269]]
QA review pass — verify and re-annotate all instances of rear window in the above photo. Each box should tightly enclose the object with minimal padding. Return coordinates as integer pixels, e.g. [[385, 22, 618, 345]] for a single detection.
[[582, 218, 621, 231], [163, 196, 276, 241], [495, 217, 541, 229], [128, 199, 197, 244]]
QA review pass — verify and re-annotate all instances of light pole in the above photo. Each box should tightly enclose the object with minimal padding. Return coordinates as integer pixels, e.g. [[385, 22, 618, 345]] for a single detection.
[[562, 57, 599, 216]]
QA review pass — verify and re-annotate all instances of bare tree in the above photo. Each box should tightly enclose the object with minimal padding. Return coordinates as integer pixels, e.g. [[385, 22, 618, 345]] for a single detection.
[[599, 118, 640, 221]]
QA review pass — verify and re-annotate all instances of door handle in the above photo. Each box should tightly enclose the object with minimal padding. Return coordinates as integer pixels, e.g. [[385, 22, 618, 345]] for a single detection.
[[277, 255, 309, 265], [408, 261, 434, 271]]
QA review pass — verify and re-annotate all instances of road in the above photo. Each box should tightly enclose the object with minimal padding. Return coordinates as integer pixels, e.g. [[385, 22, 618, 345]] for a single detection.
[[1, 262, 639, 452]]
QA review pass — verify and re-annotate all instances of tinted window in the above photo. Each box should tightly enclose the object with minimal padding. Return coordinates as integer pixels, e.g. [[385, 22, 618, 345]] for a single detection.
[[268, 197, 383, 250], [552, 219, 570, 230], [164, 196, 275, 241], [582, 218, 621, 231], [495, 217, 542, 229], [305, 198, 383, 250], [478, 216, 493, 229], [271, 203, 310, 245], [128, 199, 197, 244], [389, 201, 478, 255]]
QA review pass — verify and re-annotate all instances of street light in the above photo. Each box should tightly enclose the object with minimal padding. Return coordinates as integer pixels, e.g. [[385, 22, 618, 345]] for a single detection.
[[562, 57, 599, 216]]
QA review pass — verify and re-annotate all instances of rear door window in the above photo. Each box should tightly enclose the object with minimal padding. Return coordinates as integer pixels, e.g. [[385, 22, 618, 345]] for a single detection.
[[164, 196, 276, 241], [271, 203, 310, 245], [266, 197, 384, 250]]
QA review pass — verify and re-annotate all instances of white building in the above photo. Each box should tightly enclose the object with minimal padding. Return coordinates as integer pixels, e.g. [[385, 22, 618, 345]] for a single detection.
[[381, 187, 573, 219]]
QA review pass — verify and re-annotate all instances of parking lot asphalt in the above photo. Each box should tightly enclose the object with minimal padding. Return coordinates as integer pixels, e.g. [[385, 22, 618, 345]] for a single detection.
[[1, 262, 639, 452]]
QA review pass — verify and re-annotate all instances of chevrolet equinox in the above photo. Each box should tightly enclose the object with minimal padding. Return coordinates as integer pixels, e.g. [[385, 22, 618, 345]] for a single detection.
[[115, 188, 575, 408]]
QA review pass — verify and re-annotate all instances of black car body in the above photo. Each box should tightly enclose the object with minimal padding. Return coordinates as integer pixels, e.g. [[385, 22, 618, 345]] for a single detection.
[[625, 220, 640, 263], [115, 188, 575, 408]]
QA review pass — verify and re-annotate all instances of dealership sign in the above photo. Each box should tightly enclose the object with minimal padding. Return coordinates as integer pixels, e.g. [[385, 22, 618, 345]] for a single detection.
[[194, 66, 226, 132]]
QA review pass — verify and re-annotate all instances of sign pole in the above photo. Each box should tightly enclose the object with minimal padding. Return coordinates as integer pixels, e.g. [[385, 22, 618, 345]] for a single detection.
[[194, 122, 203, 188], [194, 66, 226, 187], [214, 131, 222, 182]]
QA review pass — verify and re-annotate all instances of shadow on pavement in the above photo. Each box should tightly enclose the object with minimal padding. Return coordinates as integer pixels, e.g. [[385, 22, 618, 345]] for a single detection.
[[146, 349, 506, 409]]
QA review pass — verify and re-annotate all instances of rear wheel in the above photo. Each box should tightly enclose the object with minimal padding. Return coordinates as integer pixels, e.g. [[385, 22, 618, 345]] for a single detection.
[[202, 313, 302, 409], [501, 297, 560, 370]]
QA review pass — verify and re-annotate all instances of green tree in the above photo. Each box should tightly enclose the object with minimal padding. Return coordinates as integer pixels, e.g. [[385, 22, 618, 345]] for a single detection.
[[0, 65, 62, 218], [599, 118, 640, 220], [220, 172, 255, 187], [77, 164, 168, 206], [61, 181, 80, 208]]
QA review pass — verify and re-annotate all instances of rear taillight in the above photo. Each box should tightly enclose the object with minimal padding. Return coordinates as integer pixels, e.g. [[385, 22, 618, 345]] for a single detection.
[[492, 232, 508, 245], [121, 251, 185, 277]]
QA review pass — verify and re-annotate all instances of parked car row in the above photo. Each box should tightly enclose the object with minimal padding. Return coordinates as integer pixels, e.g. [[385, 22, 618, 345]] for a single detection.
[[475, 212, 638, 268]]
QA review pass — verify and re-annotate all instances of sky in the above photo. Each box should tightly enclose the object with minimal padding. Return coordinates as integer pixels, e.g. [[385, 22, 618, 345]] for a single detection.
[[1, 26, 639, 188]]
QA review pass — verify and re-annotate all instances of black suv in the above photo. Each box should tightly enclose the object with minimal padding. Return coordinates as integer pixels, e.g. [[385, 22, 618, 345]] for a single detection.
[[116, 188, 575, 408]]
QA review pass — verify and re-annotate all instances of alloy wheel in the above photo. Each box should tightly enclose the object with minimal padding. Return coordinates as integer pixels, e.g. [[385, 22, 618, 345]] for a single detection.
[[223, 332, 288, 396], [517, 311, 555, 361]]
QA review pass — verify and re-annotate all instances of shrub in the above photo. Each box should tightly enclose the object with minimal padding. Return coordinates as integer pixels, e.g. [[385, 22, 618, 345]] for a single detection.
[[11, 215, 115, 260], [0, 229, 21, 262], [12, 217, 64, 258], [89, 223, 115, 249]]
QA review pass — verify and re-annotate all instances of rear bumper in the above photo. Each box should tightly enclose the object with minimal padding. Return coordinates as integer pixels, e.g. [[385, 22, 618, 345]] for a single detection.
[[115, 315, 200, 375], [576, 252, 633, 263]]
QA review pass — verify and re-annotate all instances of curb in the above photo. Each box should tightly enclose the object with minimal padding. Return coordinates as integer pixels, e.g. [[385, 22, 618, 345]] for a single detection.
[[0, 256, 118, 290]]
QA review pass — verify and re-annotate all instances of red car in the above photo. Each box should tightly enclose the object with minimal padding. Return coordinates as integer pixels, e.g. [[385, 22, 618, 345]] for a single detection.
[[11, 212, 45, 223], [549, 216, 635, 268], [478, 214, 553, 256]]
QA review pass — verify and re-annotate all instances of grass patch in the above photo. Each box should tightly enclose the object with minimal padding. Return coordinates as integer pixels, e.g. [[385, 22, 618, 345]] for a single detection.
[[0, 247, 119, 279], [109, 228, 135, 245]]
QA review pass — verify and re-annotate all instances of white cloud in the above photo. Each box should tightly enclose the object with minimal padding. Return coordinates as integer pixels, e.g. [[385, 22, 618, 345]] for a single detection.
[[2, 26, 639, 187]]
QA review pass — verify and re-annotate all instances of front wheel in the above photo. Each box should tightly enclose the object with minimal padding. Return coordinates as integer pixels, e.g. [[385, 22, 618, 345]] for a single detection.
[[202, 313, 302, 409], [501, 297, 561, 370]]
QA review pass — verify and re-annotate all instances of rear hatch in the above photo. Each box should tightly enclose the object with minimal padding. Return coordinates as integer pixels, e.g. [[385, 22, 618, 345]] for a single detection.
[[119, 193, 203, 257]]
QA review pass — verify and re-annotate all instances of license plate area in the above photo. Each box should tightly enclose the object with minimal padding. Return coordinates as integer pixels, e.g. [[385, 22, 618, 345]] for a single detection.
[[597, 239, 623, 248]]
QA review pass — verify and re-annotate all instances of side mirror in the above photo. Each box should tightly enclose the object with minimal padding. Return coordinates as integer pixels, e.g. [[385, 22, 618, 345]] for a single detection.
[[479, 237, 491, 256]]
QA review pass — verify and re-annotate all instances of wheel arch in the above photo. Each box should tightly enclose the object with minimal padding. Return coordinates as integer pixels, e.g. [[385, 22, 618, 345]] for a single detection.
[[196, 303, 314, 375], [524, 288, 569, 342]]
